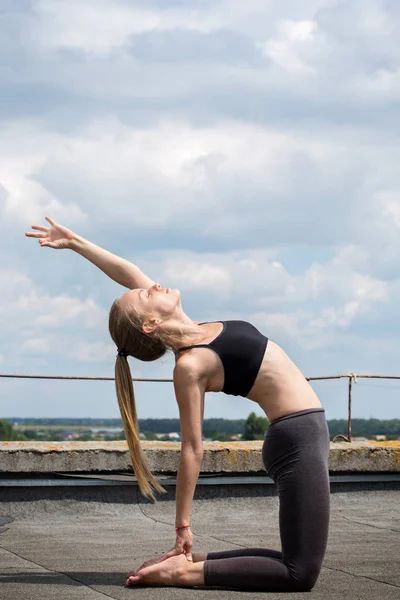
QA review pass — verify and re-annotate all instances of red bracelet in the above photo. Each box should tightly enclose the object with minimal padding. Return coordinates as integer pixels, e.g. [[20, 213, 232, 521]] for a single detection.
[[176, 524, 190, 532]]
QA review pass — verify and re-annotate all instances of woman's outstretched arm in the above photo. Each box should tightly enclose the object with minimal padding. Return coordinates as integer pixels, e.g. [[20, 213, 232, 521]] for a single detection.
[[26, 216, 155, 290], [71, 234, 155, 289]]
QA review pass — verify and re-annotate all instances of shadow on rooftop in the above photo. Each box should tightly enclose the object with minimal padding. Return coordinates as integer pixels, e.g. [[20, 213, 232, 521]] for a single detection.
[[0, 571, 126, 586]]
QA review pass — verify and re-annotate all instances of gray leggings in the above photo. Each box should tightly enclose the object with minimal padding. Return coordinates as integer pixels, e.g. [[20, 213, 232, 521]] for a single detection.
[[204, 408, 330, 591]]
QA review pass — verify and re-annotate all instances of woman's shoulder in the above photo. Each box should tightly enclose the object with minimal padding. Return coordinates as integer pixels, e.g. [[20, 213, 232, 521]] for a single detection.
[[174, 351, 205, 377]]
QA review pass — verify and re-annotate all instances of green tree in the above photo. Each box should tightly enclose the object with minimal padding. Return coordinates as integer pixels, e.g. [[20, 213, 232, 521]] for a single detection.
[[76, 433, 94, 441], [0, 419, 27, 441], [203, 428, 217, 439], [243, 412, 269, 440], [212, 432, 231, 442], [140, 431, 157, 441]]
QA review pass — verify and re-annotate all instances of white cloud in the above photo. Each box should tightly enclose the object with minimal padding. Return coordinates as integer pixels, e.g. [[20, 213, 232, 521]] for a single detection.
[[259, 19, 318, 73], [309, 302, 362, 330], [303, 255, 388, 303], [21, 337, 53, 353], [31, 0, 226, 56], [30, 0, 331, 59], [379, 190, 400, 228], [74, 341, 116, 362], [139, 238, 393, 351], [34, 297, 106, 328], [0, 268, 109, 363], [10, 288, 107, 330], [139, 245, 389, 349], [252, 301, 364, 351], [0, 137, 86, 225], [143, 249, 291, 299], [164, 260, 231, 291], [4, 114, 396, 246]]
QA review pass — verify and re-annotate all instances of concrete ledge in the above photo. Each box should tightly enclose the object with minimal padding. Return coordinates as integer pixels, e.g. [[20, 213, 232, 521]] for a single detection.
[[1, 440, 399, 474]]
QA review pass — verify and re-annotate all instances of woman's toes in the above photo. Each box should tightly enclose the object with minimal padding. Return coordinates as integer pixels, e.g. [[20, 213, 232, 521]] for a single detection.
[[126, 571, 145, 586]]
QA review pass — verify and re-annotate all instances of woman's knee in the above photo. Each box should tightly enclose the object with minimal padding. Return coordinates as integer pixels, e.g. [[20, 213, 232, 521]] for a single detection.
[[291, 563, 321, 592]]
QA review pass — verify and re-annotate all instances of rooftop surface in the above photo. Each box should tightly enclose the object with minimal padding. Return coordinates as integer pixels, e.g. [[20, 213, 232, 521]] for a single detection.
[[0, 481, 399, 600]]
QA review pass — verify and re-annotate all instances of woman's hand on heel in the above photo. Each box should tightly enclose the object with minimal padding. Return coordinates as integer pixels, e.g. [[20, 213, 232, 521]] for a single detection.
[[167, 527, 193, 562]]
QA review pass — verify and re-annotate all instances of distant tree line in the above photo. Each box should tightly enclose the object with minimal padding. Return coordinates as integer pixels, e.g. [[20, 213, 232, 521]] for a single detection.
[[327, 419, 400, 439], [7, 418, 125, 427], [6, 417, 246, 434], [0, 420, 27, 441], [2, 417, 399, 441]]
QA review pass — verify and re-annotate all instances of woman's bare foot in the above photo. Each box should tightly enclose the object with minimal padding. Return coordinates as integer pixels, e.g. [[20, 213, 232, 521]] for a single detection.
[[128, 552, 207, 578], [127, 556, 162, 577], [126, 554, 204, 587], [126, 554, 187, 587]]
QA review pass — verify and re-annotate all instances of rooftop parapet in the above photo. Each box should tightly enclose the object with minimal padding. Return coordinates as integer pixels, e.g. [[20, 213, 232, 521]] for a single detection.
[[1, 441, 399, 474]]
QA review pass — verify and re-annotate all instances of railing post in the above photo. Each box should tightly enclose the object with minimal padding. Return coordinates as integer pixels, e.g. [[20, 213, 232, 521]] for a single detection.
[[333, 373, 357, 442], [347, 374, 353, 441]]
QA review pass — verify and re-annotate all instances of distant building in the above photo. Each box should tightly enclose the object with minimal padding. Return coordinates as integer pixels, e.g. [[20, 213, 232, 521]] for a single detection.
[[154, 432, 181, 441]]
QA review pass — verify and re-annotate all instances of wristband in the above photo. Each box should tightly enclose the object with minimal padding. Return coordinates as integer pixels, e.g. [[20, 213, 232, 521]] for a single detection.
[[175, 524, 190, 532]]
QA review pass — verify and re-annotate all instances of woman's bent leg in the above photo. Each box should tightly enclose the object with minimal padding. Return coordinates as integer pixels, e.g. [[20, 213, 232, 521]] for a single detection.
[[203, 409, 330, 591], [206, 548, 282, 560], [275, 416, 330, 590]]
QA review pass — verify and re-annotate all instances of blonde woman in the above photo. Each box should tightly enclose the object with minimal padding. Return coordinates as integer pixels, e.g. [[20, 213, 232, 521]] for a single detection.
[[26, 217, 330, 592]]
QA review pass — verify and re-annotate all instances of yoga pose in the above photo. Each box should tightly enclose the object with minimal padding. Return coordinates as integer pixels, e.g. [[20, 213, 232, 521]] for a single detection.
[[26, 217, 330, 591]]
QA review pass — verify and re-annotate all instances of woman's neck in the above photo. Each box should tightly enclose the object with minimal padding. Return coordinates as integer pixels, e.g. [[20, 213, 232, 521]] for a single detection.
[[164, 315, 213, 350]]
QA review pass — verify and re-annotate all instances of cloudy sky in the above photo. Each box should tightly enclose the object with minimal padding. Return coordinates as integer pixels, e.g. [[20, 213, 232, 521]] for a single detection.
[[1, 0, 399, 422]]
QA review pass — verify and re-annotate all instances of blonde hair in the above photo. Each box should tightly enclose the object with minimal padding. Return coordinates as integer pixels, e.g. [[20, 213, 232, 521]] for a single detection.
[[109, 296, 171, 502]]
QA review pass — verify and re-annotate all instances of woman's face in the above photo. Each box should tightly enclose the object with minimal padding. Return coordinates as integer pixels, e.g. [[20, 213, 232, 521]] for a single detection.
[[122, 283, 181, 326]]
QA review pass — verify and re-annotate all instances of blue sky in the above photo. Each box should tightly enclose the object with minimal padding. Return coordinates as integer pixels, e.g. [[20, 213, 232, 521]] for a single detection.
[[1, 0, 400, 421]]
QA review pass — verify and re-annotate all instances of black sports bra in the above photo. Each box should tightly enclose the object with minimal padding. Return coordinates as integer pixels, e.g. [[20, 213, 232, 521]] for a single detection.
[[177, 320, 268, 397]]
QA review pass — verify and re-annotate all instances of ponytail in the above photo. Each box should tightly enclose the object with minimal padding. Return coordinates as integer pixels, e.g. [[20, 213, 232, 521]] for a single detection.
[[115, 355, 166, 502]]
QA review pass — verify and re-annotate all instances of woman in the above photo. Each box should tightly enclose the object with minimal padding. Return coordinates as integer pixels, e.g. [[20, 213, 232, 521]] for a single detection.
[[26, 217, 330, 591]]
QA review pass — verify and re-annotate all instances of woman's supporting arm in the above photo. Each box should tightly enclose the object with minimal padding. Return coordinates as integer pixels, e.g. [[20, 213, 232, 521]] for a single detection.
[[173, 358, 206, 528], [175, 446, 203, 527]]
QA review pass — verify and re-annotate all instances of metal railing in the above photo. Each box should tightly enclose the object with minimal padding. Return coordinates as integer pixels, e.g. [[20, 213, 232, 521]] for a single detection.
[[1, 372, 399, 442], [306, 373, 400, 442]]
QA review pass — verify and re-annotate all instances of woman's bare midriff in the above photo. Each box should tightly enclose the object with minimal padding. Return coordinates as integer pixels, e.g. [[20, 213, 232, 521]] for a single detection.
[[245, 340, 322, 423], [176, 323, 322, 424]]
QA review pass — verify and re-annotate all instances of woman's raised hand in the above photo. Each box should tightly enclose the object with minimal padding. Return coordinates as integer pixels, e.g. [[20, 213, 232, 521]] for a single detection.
[[25, 216, 76, 250]]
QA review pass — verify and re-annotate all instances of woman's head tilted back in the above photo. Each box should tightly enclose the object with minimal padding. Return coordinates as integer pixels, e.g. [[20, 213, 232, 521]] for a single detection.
[[108, 284, 181, 502]]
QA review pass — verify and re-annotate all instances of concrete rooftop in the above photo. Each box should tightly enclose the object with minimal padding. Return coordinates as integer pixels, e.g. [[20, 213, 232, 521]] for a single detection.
[[0, 481, 399, 600]]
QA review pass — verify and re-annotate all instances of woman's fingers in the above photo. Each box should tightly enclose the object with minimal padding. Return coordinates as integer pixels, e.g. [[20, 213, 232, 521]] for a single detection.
[[31, 225, 49, 232], [26, 224, 49, 238], [183, 541, 193, 562], [25, 232, 47, 238], [45, 216, 56, 227]]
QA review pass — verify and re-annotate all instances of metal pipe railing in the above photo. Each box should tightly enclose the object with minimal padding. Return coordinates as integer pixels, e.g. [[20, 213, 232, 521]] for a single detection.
[[1, 372, 399, 442]]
